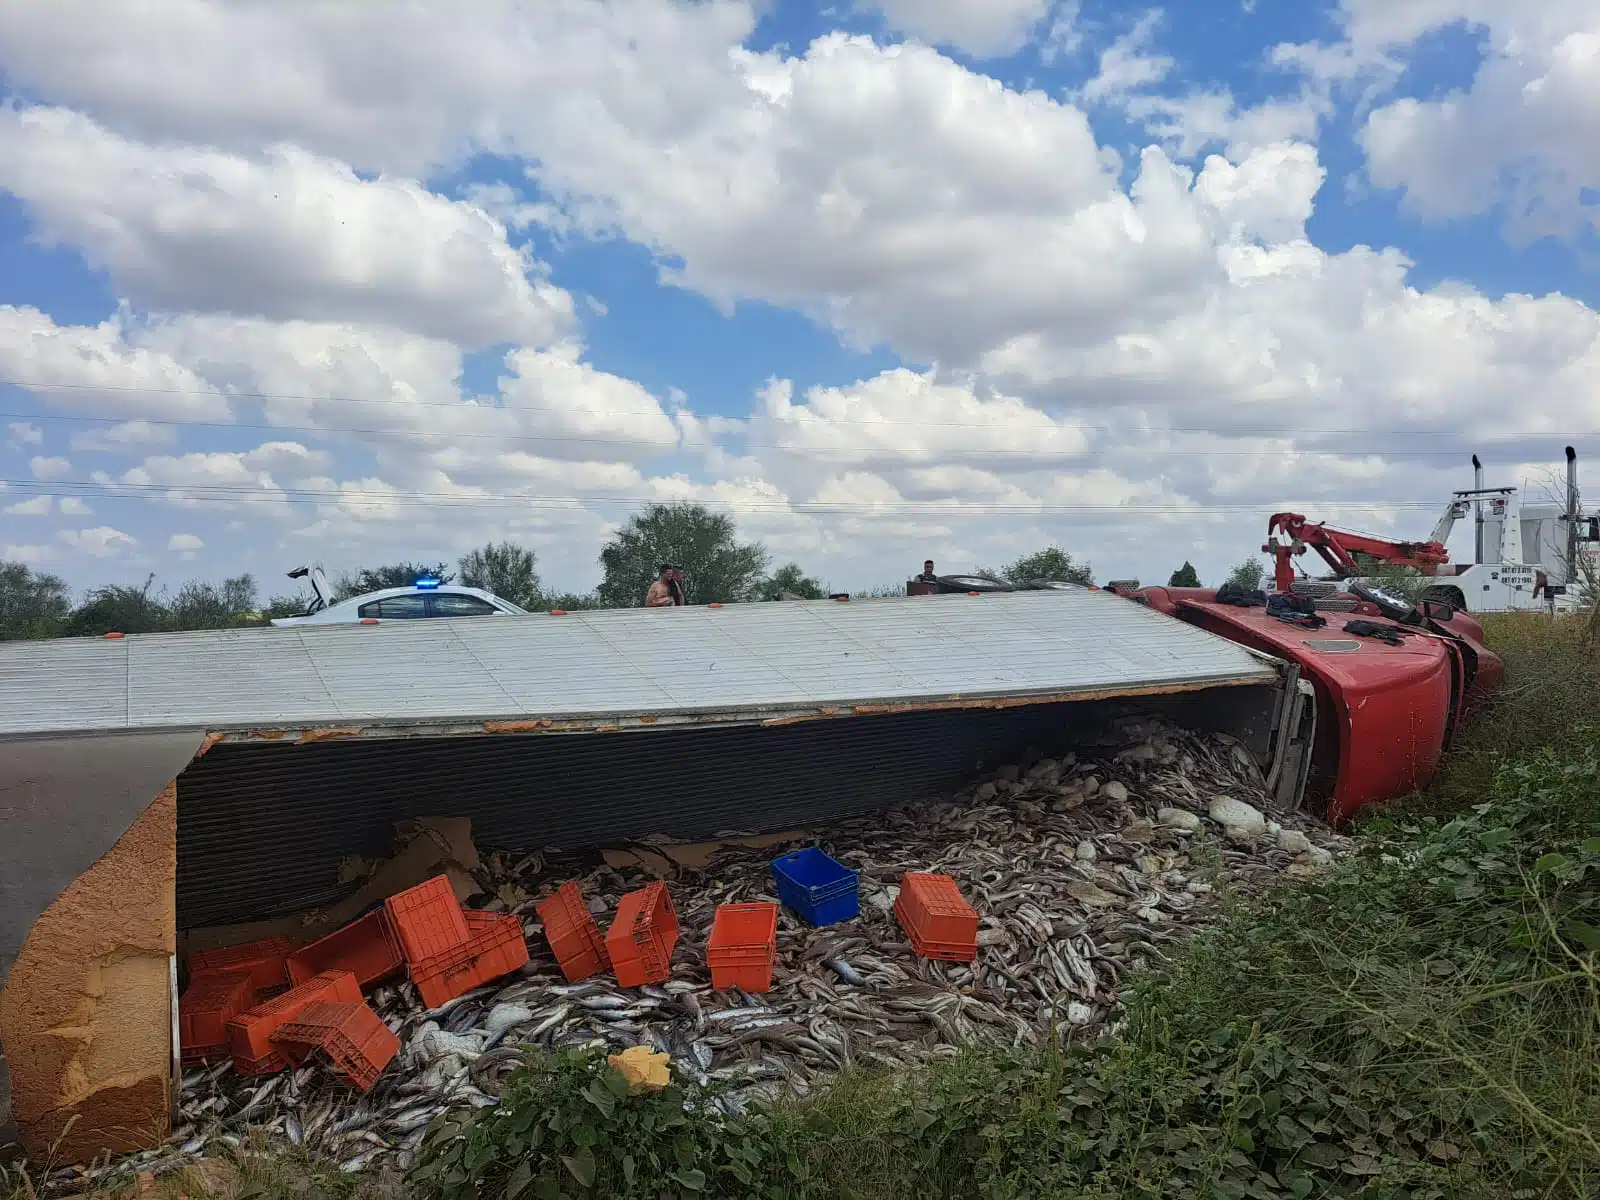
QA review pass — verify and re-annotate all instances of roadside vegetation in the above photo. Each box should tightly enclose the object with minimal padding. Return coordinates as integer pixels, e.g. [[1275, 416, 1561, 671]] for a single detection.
[[0, 503, 1117, 639], [4, 618, 1594, 1200]]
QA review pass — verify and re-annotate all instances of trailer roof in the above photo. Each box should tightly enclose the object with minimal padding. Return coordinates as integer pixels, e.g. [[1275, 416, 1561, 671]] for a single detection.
[[0, 589, 1278, 739]]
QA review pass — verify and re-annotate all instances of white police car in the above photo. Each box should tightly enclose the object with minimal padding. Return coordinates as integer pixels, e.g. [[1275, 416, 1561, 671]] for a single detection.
[[268, 566, 530, 626]]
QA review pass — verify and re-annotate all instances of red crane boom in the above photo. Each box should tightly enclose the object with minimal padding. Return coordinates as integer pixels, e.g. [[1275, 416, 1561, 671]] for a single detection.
[[1263, 513, 1450, 594]]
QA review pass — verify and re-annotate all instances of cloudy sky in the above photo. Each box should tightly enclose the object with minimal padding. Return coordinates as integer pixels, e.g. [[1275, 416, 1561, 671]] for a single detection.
[[0, 0, 1595, 601]]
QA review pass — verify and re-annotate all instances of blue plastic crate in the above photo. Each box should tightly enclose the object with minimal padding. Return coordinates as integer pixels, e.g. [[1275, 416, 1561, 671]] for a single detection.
[[771, 849, 860, 927]]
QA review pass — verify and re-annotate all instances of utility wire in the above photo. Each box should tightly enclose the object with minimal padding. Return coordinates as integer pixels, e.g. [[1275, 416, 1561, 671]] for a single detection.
[[2, 476, 1453, 517], [0, 409, 1555, 460], [4, 378, 1594, 441]]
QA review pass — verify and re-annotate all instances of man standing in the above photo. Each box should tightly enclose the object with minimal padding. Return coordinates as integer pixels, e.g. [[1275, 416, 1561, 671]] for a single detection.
[[668, 564, 687, 606], [646, 564, 676, 607], [918, 559, 938, 585]]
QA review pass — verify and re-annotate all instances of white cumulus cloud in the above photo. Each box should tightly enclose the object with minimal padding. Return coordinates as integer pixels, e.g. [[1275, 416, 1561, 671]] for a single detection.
[[29, 454, 71, 479], [867, 0, 1053, 58], [0, 106, 575, 348], [58, 525, 137, 557], [1278, 1, 1600, 244]]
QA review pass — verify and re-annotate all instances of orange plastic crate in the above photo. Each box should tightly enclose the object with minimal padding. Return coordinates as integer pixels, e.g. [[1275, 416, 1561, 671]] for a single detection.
[[233, 1051, 288, 1076], [227, 969, 362, 1069], [896, 898, 979, 962], [536, 882, 610, 983], [707, 902, 779, 991], [894, 891, 979, 963], [188, 936, 297, 994], [286, 908, 405, 988], [897, 873, 979, 944], [606, 882, 678, 988], [707, 903, 778, 959], [709, 954, 775, 991], [270, 1000, 399, 1090], [179, 970, 255, 1064], [385, 875, 471, 965], [410, 912, 530, 1009]]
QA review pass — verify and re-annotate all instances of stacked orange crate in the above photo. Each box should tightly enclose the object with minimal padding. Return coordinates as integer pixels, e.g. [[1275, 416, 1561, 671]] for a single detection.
[[893, 872, 979, 962], [706, 903, 779, 992], [179, 970, 256, 1064], [189, 936, 297, 996]]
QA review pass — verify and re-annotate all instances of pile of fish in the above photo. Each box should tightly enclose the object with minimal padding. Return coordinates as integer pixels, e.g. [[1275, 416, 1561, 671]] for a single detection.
[[81, 717, 1350, 1185]]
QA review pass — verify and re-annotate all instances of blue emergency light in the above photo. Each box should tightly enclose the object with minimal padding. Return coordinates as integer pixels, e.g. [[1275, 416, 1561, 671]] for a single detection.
[[415, 577, 441, 590]]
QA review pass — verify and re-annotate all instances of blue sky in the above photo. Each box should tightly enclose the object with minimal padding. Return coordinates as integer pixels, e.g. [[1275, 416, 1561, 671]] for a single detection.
[[0, 0, 1596, 600]]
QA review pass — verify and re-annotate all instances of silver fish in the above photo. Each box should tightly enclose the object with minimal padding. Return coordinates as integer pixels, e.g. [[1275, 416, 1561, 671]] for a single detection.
[[826, 959, 863, 986]]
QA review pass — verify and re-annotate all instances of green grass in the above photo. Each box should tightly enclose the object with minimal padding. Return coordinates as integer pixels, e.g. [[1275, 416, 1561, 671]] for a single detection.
[[8, 615, 1597, 1200], [1408, 612, 1599, 816]]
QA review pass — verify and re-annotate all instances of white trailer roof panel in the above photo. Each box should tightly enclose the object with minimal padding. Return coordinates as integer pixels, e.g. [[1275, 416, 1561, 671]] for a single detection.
[[0, 589, 1279, 738]]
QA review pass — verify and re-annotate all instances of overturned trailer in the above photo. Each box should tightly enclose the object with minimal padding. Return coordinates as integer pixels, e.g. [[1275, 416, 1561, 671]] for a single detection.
[[0, 588, 1313, 1160]]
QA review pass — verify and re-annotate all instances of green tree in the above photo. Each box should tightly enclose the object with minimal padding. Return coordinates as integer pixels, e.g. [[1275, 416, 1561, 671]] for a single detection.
[[0, 561, 71, 640], [334, 561, 455, 600], [983, 546, 1094, 587], [761, 562, 827, 600], [597, 503, 770, 607], [262, 593, 312, 621], [65, 576, 170, 637], [1168, 561, 1201, 588], [458, 542, 542, 609], [168, 575, 259, 630], [1224, 559, 1267, 591], [541, 590, 605, 611], [1354, 557, 1431, 603]]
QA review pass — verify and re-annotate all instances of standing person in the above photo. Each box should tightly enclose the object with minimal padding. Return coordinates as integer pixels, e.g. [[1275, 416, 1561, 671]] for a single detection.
[[645, 564, 676, 607], [917, 559, 938, 585], [668, 564, 687, 606]]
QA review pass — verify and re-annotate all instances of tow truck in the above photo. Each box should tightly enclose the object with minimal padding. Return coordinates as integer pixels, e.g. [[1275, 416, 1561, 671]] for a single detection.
[[1264, 446, 1596, 614]]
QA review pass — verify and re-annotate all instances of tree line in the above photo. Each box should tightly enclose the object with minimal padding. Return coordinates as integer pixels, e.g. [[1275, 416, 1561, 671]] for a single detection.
[[0, 500, 1268, 641]]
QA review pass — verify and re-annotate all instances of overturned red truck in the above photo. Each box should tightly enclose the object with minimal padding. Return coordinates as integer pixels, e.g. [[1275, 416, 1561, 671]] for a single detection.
[[1109, 577, 1502, 824]]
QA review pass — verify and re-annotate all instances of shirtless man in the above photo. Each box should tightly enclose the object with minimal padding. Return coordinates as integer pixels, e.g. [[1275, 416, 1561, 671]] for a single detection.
[[645, 564, 676, 607]]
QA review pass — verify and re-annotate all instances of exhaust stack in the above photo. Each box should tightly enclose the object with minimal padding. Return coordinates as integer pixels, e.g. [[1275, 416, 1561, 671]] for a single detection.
[[1473, 454, 1484, 564], [1567, 446, 1579, 589]]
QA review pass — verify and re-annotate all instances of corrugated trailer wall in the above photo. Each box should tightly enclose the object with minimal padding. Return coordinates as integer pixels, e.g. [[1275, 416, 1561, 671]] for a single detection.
[[176, 686, 1286, 930]]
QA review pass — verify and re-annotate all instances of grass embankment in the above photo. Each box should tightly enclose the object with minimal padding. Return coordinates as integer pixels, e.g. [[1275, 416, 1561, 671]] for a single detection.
[[7, 616, 1596, 1200]]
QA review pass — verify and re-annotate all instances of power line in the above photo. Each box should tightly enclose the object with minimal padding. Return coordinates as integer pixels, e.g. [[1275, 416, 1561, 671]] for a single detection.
[[3, 476, 1452, 517], [5, 377, 1595, 441], [1, 409, 1562, 461]]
